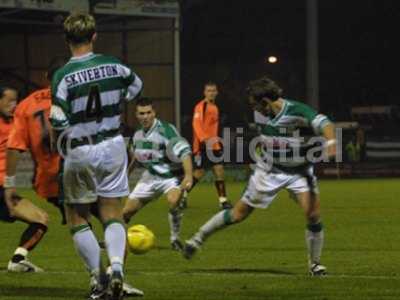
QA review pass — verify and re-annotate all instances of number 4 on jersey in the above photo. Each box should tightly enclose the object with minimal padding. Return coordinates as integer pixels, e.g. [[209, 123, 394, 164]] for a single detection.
[[86, 84, 103, 121]]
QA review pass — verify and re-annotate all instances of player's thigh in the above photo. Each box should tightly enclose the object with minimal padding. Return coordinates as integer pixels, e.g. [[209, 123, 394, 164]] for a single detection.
[[96, 136, 130, 198], [10, 198, 48, 225], [128, 174, 161, 204], [286, 167, 320, 222], [65, 204, 92, 226], [295, 192, 321, 223], [231, 200, 254, 222], [98, 197, 124, 222], [123, 198, 145, 219], [63, 153, 97, 205], [166, 187, 182, 208], [241, 169, 285, 209], [159, 177, 181, 207]]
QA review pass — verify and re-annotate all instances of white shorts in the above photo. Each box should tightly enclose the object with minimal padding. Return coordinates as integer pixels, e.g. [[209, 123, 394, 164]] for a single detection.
[[63, 135, 129, 204], [128, 170, 181, 203], [241, 165, 319, 209]]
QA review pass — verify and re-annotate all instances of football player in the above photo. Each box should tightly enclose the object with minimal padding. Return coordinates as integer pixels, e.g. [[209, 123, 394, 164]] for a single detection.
[[123, 98, 193, 251], [183, 76, 337, 276]]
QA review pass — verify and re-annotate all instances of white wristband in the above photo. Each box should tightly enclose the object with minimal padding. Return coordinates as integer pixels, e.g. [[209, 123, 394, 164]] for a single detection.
[[4, 175, 16, 188], [325, 139, 337, 148]]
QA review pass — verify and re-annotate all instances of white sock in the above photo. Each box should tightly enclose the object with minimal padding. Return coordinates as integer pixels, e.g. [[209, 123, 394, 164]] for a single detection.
[[168, 208, 182, 242], [305, 229, 324, 265], [219, 197, 228, 203], [104, 222, 126, 275], [72, 226, 101, 273], [14, 247, 28, 258], [192, 209, 234, 245]]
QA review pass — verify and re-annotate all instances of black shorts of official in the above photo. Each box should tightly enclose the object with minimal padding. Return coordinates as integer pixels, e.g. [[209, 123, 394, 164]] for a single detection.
[[194, 149, 225, 170], [0, 186, 22, 223]]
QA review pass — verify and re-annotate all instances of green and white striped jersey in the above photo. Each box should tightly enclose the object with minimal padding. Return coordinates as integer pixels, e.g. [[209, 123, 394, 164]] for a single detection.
[[256, 99, 332, 169], [50, 52, 142, 143], [133, 119, 191, 178]]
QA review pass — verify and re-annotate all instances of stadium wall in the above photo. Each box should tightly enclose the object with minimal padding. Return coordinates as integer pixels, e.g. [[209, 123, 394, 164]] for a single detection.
[[0, 18, 176, 128]]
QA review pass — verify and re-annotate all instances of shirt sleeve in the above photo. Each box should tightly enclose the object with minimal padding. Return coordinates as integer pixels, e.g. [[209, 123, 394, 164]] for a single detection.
[[192, 103, 210, 142], [7, 105, 29, 151], [300, 104, 332, 135], [50, 72, 70, 130], [118, 64, 143, 101], [163, 123, 192, 159]]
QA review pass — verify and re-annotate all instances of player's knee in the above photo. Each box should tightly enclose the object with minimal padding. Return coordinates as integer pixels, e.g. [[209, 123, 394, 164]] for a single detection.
[[38, 210, 49, 226], [306, 211, 321, 224], [231, 209, 247, 223], [167, 196, 180, 209]]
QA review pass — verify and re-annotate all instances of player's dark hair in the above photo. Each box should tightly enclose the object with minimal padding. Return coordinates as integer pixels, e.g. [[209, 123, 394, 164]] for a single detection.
[[136, 97, 153, 107], [246, 76, 283, 102], [47, 56, 68, 81], [204, 81, 218, 88], [64, 13, 96, 45]]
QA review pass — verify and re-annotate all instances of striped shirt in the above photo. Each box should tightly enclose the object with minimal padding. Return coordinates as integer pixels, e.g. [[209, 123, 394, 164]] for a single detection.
[[133, 119, 191, 178], [50, 52, 143, 143], [256, 99, 332, 169]]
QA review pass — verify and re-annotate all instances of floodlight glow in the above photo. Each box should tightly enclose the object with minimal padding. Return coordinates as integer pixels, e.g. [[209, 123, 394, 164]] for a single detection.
[[268, 56, 278, 63]]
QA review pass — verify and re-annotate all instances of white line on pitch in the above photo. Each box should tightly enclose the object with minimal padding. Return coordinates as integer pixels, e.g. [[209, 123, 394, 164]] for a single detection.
[[1, 269, 399, 280]]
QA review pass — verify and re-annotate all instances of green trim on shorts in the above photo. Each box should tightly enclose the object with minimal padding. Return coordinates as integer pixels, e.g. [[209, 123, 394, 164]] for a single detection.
[[70, 224, 90, 235], [103, 219, 125, 229]]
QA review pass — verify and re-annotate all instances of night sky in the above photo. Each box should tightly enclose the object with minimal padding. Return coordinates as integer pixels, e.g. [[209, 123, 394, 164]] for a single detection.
[[180, 0, 399, 125]]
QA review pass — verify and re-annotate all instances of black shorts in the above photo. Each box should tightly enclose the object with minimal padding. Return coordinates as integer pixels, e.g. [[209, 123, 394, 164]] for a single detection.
[[0, 186, 22, 223], [194, 149, 225, 170]]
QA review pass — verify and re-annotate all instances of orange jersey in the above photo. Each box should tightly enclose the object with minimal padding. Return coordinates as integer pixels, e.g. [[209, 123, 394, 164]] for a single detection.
[[7, 88, 60, 198], [192, 99, 221, 154], [0, 117, 13, 186]]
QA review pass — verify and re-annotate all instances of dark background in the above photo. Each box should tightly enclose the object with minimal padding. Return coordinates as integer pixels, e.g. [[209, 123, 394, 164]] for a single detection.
[[179, 0, 399, 135]]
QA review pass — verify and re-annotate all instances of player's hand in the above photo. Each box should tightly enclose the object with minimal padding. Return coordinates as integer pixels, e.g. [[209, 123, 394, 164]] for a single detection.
[[325, 143, 337, 161], [180, 175, 193, 191]]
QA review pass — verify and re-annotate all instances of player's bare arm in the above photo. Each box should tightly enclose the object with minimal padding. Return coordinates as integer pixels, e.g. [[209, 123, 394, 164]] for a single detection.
[[180, 154, 193, 191]]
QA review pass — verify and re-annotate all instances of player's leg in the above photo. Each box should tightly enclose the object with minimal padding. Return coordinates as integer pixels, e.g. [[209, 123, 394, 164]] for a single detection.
[[123, 198, 145, 223], [183, 168, 280, 259], [93, 199, 144, 298], [166, 187, 184, 250], [62, 150, 108, 299], [212, 163, 232, 209], [287, 167, 326, 276], [5, 195, 48, 272], [123, 174, 156, 224], [47, 197, 66, 225], [183, 200, 254, 259], [98, 197, 126, 299], [95, 135, 131, 299], [66, 204, 103, 276], [295, 191, 326, 275]]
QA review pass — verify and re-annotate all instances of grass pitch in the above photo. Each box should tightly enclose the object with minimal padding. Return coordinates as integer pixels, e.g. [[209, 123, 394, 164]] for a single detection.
[[0, 178, 399, 300]]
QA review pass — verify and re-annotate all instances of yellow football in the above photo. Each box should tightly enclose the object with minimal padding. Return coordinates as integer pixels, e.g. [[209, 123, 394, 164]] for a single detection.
[[127, 224, 155, 254]]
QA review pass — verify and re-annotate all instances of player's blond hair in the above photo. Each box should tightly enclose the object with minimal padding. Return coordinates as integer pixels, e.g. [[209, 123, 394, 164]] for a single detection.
[[64, 13, 96, 45]]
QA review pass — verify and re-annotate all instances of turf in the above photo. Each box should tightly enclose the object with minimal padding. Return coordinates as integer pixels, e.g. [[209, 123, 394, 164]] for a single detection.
[[1, 178, 400, 300]]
